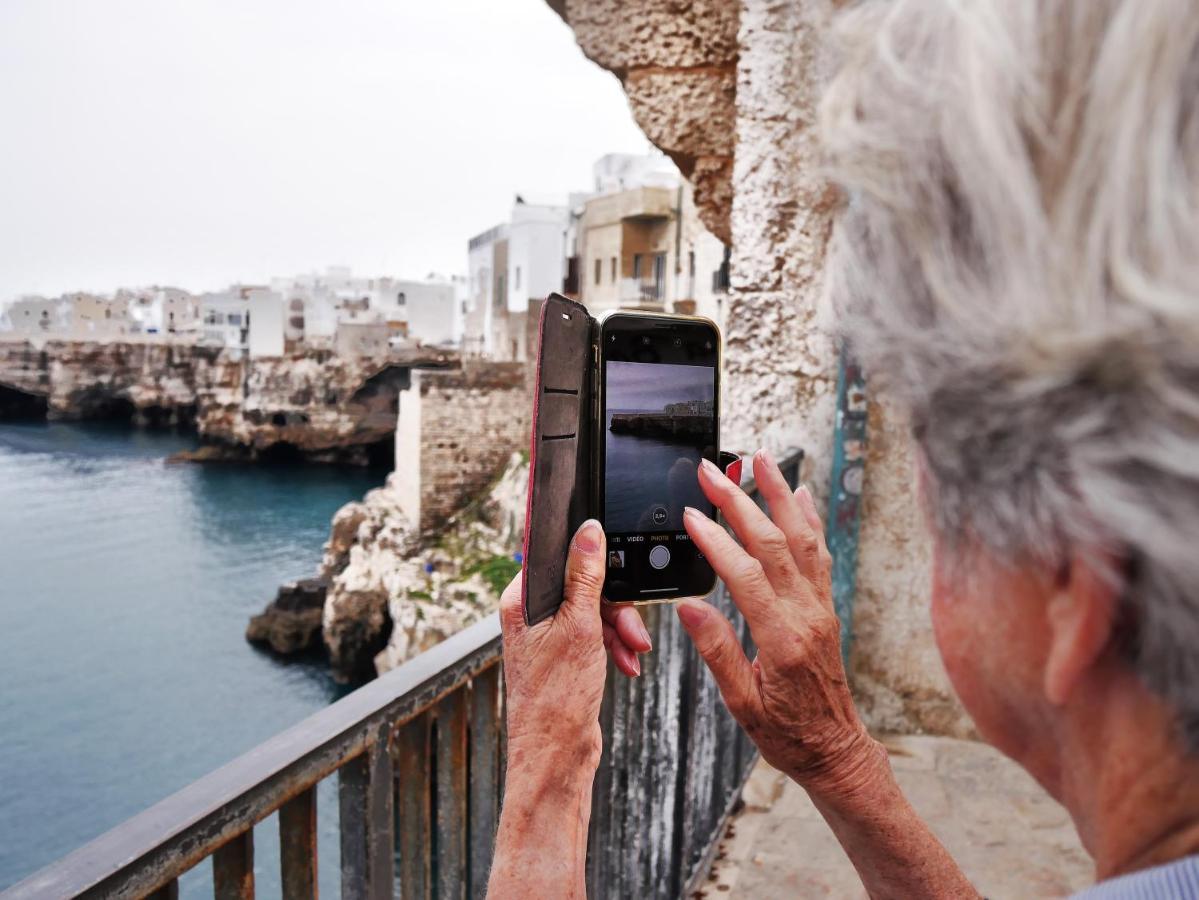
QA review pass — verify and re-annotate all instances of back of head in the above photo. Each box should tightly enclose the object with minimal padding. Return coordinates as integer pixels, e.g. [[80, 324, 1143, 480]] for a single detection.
[[821, 0, 1199, 744]]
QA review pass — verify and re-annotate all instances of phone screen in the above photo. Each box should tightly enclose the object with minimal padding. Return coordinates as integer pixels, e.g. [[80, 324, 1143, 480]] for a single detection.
[[599, 315, 719, 601]]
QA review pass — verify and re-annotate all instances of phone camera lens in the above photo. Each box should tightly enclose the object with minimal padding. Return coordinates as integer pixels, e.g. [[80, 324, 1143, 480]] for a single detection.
[[673, 337, 683, 347], [705, 341, 713, 350], [641, 336, 651, 346]]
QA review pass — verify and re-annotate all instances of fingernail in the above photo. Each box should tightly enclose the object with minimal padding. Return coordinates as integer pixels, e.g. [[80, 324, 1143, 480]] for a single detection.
[[758, 447, 775, 469], [574, 519, 602, 552], [797, 483, 813, 507], [700, 457, 721, 477], [630, 655, 641, 677], [636, 618, 653, 649], [683, 506, 706, 524], [676, 598, 708, 629]]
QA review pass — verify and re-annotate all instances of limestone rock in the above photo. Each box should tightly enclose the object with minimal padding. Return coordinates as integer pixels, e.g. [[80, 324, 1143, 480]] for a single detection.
[[0, 337, 454, 466], [246, 577, 328, 655], [319, 453, 529, 682]]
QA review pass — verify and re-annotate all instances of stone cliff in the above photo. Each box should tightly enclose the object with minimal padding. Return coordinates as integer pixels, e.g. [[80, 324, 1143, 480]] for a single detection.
[[249, 453, 529, 682], [0, 338, 454, 466]]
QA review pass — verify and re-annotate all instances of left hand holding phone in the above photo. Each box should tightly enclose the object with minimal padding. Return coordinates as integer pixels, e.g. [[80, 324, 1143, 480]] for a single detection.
[[490, 519, 652, 899], [499, 519, 652, 762]]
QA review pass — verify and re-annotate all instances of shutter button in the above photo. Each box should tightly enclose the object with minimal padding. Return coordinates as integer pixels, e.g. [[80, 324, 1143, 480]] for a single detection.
[[649, 545, 671, 570]]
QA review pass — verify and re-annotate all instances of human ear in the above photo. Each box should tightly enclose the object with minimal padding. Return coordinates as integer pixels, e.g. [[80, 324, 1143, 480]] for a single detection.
[[1043, 555, 1120, 705]]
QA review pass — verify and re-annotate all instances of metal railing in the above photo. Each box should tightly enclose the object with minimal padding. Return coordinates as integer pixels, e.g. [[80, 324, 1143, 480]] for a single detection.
[[618, 278, 664, 308], [3, 451, 802, 900]]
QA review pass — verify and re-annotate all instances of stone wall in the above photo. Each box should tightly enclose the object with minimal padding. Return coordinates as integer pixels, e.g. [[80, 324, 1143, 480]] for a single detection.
[[394, 362, 530, 535], [554, 0, 969, 736]]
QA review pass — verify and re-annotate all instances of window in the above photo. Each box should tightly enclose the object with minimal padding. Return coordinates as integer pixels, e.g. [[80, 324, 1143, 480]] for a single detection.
[[632, 254, 642, 280], [688, 251, 696, 277], [594, 258, 602, 285], [611, 257, 616, 281], [515, 266, 521, 291], [397, 292, 407, 306]]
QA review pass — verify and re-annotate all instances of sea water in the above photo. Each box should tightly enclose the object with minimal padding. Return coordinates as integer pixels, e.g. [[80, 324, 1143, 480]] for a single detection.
[[0, 421, 380, 895]]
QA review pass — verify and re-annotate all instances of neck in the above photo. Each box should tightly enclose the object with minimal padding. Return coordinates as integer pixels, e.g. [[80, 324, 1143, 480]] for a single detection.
[[1057, 671, 1199, 881]]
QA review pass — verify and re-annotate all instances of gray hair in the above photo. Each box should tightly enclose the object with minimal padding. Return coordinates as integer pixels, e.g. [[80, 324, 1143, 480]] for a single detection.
[[821, 0, 1199, 745]]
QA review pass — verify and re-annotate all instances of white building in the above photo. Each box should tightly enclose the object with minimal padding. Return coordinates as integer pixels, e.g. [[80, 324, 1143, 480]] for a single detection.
[[591, 151, 679, 194], [463, 199, 569, 361], [4, 296, 69, 334], [124, 287, 200, 337], [247, 288, 285, 358], [392, 276, 458, 347], [199, 291, 250, 352]]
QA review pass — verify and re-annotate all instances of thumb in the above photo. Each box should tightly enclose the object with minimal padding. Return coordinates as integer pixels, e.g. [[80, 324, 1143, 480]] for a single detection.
[[561, 519, 606, 617], [676, 598, 756, 722]]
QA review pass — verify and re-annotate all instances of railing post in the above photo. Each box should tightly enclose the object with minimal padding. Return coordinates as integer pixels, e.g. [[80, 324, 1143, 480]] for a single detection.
[[279, 787, 318, 900], [435, 688, 468, 899], [340, 724, 395, 900], [467, 666, 502, 899], [212, 830, 254, 900], [397, 713, 432, 900]]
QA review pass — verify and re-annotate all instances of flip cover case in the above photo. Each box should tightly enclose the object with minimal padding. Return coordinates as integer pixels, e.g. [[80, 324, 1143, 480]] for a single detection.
[[520, 293, 741, 625]]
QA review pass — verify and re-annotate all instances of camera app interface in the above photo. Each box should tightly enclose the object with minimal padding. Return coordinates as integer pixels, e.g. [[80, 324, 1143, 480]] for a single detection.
[[602, 323, 717, 600]]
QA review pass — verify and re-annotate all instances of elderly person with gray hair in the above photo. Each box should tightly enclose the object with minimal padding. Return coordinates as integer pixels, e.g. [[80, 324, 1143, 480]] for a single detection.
[[487, 1, 1199, 897]]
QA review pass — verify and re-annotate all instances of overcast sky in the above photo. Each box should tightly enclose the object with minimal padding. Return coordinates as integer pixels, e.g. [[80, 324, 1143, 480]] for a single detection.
[[607, 362, 714, 412], [0, 1, 652, 302]]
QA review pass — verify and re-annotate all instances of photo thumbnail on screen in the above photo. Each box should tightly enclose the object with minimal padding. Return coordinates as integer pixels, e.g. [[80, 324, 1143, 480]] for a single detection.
[[604, 360, 716, 533]]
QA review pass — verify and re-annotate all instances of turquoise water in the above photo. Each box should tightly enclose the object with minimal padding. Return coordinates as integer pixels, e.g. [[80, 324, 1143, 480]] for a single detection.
[[0, 421, 381, 895]]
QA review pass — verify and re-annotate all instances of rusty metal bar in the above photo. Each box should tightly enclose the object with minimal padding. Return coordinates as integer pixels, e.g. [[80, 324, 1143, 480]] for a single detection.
[[212, 830, 254, 900], [467, 666, 501, 899], [279, 787, 317, 900], [435, 688, 468, 899], [396, 713, 432, 900], [339, 725, 395, 900], [2, 613, 501, 900]]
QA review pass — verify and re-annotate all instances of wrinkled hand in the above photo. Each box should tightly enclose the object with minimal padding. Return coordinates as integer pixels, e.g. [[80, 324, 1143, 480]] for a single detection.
[[499, 520, 652, 767], [677, 450, 880, 795]]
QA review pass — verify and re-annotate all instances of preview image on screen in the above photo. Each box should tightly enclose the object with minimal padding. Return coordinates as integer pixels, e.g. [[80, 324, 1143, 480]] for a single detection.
[[604, 360, 715, 532]]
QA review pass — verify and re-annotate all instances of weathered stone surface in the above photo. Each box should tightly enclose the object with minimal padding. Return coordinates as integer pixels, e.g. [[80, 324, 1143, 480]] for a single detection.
[[245, 577, 328, 655], [690, 156, 734, 243], [562, 0, 738, 73], [554, 0, 967, 734], [318, 453, 528, 682], [403, 363, 530, 534], [556, 0, 739, 244], [625, 68, 736, 159]]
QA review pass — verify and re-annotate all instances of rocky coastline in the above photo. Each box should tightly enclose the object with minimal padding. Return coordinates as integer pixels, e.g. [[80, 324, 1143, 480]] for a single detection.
[[0, 338, 454, 465], [247, 452, 529, 682], [609, 410, 712, 439]]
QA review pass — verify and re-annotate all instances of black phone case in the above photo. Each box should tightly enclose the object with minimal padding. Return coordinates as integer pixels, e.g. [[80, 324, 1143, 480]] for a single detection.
[[520, 294, 741, 625]]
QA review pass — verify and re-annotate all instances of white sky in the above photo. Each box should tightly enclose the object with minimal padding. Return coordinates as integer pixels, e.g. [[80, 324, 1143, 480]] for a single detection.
[[0, 0, 652, 302]]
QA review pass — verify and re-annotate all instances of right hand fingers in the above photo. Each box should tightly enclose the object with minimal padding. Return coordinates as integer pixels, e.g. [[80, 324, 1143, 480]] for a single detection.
[[697, 455, 808, 600], [675, 598, 757, 723]]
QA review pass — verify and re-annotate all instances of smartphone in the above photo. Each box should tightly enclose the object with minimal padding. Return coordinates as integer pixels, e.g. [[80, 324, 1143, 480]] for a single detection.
[[596, 312, 721, 603]]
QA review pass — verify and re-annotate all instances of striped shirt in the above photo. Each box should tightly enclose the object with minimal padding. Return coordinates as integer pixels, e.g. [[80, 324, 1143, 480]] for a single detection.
[[1072, 857, 1199, 899]]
